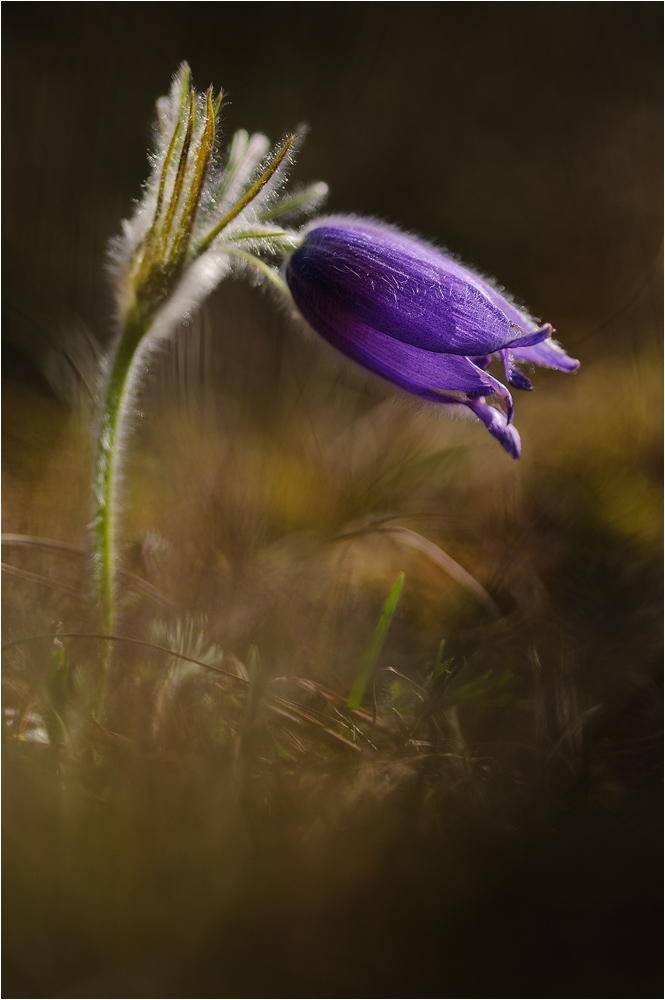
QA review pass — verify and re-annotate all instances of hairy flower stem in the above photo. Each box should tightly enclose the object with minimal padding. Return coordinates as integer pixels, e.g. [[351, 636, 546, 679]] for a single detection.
[[93, 305, 150, 640], [88, 64, 324, 718]]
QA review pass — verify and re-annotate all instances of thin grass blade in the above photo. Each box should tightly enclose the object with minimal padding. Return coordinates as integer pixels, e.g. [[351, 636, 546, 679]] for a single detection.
[[347, 572, 405, 711]]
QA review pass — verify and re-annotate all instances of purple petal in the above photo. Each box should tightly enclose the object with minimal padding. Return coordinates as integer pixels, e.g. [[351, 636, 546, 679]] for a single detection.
[[288, 279, 514, 408], [465, 400, 522, 459], [500, 350, 533, 391], [510, 336, 580, 372], [507, 369, 534, 391], [505, 323, 552, 349], [288, 218, 546, 357]]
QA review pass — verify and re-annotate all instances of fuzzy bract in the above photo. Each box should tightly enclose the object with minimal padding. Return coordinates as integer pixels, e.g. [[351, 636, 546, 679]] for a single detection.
[[109, 62, 327, 344], [285, 217, 579, 458]]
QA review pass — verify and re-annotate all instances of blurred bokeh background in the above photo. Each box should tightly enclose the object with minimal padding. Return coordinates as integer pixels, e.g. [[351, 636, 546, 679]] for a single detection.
[[3, 4, 662, 997]]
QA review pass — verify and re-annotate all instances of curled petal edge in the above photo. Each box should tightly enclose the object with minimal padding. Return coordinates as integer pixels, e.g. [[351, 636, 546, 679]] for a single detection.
[[464, 400, 522, 459], [510, 337, 580, 372]]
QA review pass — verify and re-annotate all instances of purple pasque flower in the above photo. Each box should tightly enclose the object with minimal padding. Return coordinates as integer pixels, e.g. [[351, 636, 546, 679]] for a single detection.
[[285, 216, 579, 458]]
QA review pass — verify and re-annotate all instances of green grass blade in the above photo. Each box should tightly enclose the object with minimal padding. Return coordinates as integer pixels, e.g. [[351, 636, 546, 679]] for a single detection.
[[432, 639, 447, 680], [347, 572, 405, 711]]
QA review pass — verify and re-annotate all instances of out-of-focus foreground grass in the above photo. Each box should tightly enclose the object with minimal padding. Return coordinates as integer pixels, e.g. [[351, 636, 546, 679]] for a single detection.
[[3, 282, 662, 997], [3, 5, 662, 997]]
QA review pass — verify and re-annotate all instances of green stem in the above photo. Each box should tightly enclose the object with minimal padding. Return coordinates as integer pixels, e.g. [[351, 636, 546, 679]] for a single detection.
[[93, 306, 149, 636]]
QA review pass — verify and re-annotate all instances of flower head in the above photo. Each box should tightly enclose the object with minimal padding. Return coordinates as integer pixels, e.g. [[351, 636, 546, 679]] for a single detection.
[[285, 216, 579, 458]]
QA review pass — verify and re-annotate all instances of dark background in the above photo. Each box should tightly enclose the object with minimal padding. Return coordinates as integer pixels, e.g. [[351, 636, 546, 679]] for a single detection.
[[3, 3, 662, 353], [3, 4, 663, 998]]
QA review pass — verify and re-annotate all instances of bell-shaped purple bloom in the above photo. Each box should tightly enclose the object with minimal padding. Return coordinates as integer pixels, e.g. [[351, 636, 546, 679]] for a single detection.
[[285, 216, 579, 458]]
